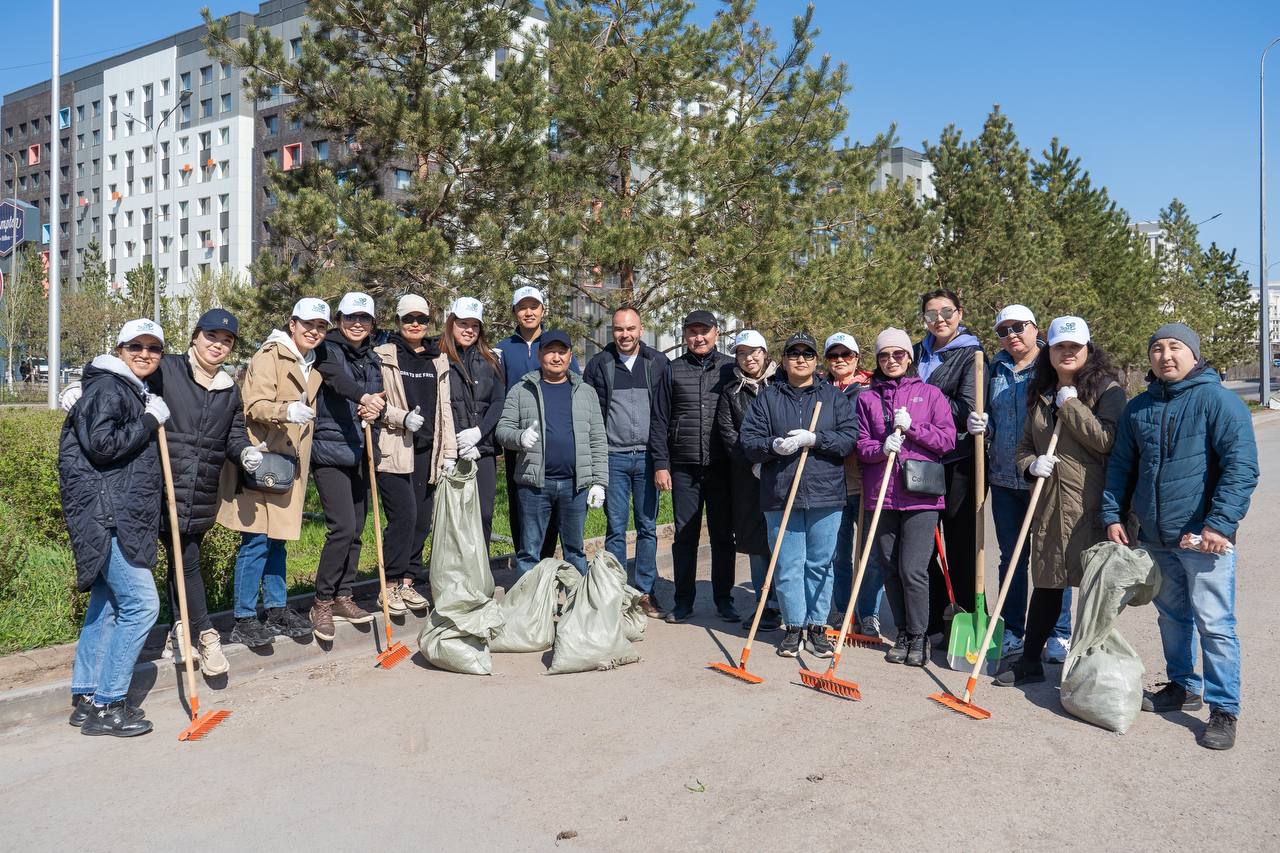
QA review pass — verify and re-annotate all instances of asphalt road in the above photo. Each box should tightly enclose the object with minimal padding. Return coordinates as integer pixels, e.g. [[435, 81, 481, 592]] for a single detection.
[[2, 423, 1278, 852]]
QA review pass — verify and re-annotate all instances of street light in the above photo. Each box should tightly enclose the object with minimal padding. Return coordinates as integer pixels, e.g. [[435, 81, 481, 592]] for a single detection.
[[1260, 37, 1280, 407], [124, 88, 189, 322]]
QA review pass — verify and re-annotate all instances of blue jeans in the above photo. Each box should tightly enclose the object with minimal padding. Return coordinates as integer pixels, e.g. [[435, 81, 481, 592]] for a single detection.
[[1147, 543, 1241, 715], [991, 485, 1031, 637], [604, 451, 659, 594], [70, 537, 160, 705], [233, 533, 288, 618], [831, 493, 885, 622], [765, 506, 841, 628], [517, 478, 588, 577]]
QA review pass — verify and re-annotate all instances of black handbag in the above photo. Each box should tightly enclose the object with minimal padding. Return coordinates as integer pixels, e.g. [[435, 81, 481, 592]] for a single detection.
[[881, 397, 946, 496], [242, 452, 298, 495]]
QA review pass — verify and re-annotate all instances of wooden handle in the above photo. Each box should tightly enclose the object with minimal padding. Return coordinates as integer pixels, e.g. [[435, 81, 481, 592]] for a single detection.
[[974, 349, 986, 597], [158, 426, 201, 720], [962, 420, 1061, 701], [740, 402, 823, 659], [364, 423, 394, 645]]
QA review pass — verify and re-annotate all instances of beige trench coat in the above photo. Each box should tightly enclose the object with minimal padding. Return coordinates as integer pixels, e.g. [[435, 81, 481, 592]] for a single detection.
[[372, 341, 415, 475]]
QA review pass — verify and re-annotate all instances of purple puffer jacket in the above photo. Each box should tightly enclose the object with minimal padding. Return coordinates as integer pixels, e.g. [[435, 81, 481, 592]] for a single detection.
[[855, 375, 956, 511]]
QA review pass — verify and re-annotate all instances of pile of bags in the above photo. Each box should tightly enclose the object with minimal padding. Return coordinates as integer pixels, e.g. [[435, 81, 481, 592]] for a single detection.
[[547, 551, 644, 674]]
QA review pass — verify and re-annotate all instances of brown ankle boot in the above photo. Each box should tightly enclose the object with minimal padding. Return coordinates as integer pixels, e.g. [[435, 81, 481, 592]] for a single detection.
[[309, 599, 336, 641], [331, 595, 374, 624]]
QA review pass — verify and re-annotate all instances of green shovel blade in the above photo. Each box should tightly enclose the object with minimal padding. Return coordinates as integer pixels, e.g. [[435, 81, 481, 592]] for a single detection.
[[945, 592, 1003, 672]]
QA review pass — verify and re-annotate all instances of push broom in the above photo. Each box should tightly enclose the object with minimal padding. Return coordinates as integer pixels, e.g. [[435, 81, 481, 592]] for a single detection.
[[365, 423, 411, 669], [800, 426, 903, 700], [709, 403, 822, 684], [929, 419, 1062, 719], [158, 426, 230, 741]]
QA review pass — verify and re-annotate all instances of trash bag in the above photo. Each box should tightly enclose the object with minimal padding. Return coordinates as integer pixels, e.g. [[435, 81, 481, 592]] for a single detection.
[[1059, 541, 1162, 733], [491, 558, 580, 653], [418, 459, 503, 674], [592, 551, 647, 643], [549, 550, 640, 674]]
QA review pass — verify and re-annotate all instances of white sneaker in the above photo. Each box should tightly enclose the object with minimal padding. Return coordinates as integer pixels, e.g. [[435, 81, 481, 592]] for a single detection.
[[1000, 629, 1025, 658], [378, 585, 408, 615], [1043, 635, 1070, 664], [857, 616, 881, 638], [163, 621, 187, 663], [197, 628, 230, 677]]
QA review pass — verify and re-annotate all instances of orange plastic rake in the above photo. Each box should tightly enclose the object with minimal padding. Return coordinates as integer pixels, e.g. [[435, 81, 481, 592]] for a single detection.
[[158, 427, 231, 741], [929, 421, 1063, 719], [708, 404, 823, 685], [800, 427, 902, 701], [365, 424, 411, 669]]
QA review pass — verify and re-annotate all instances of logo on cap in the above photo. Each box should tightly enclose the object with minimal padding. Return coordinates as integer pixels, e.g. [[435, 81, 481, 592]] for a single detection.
[[1062, 321, 1076, 331], [310, 301, 326, 312]]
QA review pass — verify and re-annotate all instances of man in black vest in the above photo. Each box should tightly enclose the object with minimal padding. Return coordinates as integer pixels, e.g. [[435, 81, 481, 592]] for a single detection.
[[650, 310, 738, 623]]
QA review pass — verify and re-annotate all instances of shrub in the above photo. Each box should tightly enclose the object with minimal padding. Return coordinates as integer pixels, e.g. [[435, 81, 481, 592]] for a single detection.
[[0, 499, 83, 654], [0, 410, 69, 546]]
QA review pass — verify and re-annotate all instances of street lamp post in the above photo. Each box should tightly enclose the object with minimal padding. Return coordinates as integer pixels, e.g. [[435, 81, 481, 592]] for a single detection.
[[126, 89, 189, 323], [1261, 37, 1280, 407]]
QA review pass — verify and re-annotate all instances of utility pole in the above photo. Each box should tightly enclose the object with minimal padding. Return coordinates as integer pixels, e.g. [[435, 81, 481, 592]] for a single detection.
[[47, 0, 61, 408]]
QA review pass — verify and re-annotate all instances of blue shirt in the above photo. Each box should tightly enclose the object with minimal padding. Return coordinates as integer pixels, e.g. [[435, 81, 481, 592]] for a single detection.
[[540, 378, 576, 479], [495, 332, 580, 391], [987, 346, 1041, 489]]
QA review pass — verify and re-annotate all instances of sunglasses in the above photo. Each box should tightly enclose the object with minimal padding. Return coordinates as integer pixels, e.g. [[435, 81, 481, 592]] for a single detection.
[[785, 349, 817, 362], [996, 321, 1032, 338], [923, 307, 958, 323], [342, 313, 374, 325], [826, 349, 857, 361], [400, 314, 429, 326], [877, 349, 910, 363], [123, 343, 164, 355]]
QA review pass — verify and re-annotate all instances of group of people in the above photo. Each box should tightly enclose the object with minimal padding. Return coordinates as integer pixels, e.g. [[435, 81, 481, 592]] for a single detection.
[[56, 282, 1257, 752]]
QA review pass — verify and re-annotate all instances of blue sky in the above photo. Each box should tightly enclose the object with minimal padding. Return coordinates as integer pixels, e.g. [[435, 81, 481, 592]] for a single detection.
[[4, 1, 1280, 281]]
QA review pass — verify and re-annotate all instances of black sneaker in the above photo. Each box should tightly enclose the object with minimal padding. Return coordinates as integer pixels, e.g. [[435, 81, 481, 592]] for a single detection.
[[906, 633, 929, 667], [993, 658, 1045, 687], [80, 701, 152, 738], [265, 607, 313, 639], [69, 694, 94, 728], [759, 607, 781, 632], [885, 630, 909, 665], [777, 626, 803, 657], [806, 625, 835, 658], [1199, 708, 1237, 751], [1141, 681, 1203, 713], [665, 607, 694, 624], [229, 616, 276, 648], [717, 603, 741, 623]]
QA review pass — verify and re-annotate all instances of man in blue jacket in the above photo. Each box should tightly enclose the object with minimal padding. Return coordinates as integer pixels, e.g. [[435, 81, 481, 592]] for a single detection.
[[1102, 323, 1258, 751]]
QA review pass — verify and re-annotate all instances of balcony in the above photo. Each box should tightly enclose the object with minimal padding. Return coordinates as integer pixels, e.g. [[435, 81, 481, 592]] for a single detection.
[[179, 218, 189, 236], [180, 250, 188, 267], [219, 245, 228, 264], [219, 211, 229, 228]]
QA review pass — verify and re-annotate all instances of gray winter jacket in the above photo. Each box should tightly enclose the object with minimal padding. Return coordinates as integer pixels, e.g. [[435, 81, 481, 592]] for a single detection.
[[495, 370, 609, 491]]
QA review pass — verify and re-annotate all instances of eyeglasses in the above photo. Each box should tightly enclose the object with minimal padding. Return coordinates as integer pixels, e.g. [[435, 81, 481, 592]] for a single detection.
[[785, 350, 817, 362], [826, 349, 857, 361], [923, 307, 958, 323], [400, 314, 429, 326], [877, 349, 910, 363], [996, 321, 1032, 338], [342, 313, 374, 325], [123, 343, 164, 355]]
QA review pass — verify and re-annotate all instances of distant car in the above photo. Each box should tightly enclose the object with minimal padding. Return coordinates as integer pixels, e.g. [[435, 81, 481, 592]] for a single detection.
[[1273, 358, 1280, 368]]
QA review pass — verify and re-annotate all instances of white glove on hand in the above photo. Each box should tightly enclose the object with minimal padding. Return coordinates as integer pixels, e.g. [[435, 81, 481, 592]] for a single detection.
[[519, 422, 540, 450], [587, 485, 606, 508], [751, 463, 762, 479], [1029, 454, 1058, 478], [460, 445, 481, 462], [145, 396, 170, 425], [403, 406, 424, 433], [59, 384, 82, 412], [772, 436, 799, 456], [967, 411, 988, 435], [456, 426, 482, 453], [1055, 386, 1078, 407], [893, 407, 912, 432], [240, 444, 265, 473], [882, 432, 904, 457], [287, 401, 315, 424], [787, 428, 816, 449]]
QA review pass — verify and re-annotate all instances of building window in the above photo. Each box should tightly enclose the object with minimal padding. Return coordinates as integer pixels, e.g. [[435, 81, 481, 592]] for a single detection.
[[283, 143, 302, 171], [125, 89, 134, 107], [27, 144, 41, 165], [220, 61, 232, 80], [199, 131, 211, 150], [264, 115, 279, 136], [289, 115, 302, 131], [200, 99, 213, 118], [218, 160, 229, 178], [218, 126, 229, 145], [59, 107, 71, 129], [76, 105, 85, 122], [313, 139, 329, 160], [263, 149, 280, 167], [92, 158, 99, 174], [179, 136, 189, 154], [42, 223, 51, 244], [220, 93, 232, 113], [218, 194, 229, 213], [199, 229, 211, 248], [142, 177, 152, 193], [180, 71, 192, 91], [161, 78, 170, 95], [76, 163, 85, 178], [200, 65, 213, 85], [394, 168, 412, 191], [77, 134, 85, 150], [92, 129, 101, 146], [181, 103, 191, 124], [290, 37, 302, 58], [3, 127, 11, 143], [92, 99, 101, 117], [199, 197, 210, 215], [142, 145, 152, 163], [143, 84, 152, 102]]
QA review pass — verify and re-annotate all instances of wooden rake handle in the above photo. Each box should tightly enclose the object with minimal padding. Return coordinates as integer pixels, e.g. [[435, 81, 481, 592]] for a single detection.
[[739, 402, 823, 663], [158, 426, 202, 719], [364, 422, 394, 646]]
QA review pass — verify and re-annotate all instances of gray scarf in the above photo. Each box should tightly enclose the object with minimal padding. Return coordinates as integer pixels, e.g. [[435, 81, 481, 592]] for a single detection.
[[732, 360, 777, 395]]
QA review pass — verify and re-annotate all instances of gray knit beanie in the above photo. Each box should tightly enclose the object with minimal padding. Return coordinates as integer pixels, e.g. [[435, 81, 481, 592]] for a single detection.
[[1148, 323, 1201, 360]]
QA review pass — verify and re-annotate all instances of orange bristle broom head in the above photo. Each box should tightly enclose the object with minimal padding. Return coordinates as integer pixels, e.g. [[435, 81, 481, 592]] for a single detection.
[[798, 666, 861, 701], [928, 684, 991, 720], [707, 661, 764, 684], [178, 697, 230, 741], [376, 641, 411, 669], [826, 628, 883, 648]]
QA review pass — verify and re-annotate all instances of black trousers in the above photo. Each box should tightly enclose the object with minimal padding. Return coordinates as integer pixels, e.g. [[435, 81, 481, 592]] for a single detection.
[[378, 447, 436, 585], [670, 462, 736, 611], [928, 455, 978, 636], [476, 454, 498, 548], [165, 529, 212, 634], [1022, 586, 1066, 664], [313, 461, 368, 600], [876, 508, 939, 637], [505, 450, 559, 560]]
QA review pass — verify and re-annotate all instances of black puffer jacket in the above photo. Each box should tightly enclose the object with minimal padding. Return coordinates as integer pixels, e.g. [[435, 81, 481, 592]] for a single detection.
[[715, 365, 777, 555], [59, 355, 163, 591], [147, 353, 251, 534], [447, 344, 506, 458], [313, 329, 384, 468], [649, 348, 735, 468], [914, 332, 985, 463]]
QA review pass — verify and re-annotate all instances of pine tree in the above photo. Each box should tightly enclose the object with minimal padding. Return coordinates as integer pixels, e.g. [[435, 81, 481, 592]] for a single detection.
[[61, 240, 123, 366]]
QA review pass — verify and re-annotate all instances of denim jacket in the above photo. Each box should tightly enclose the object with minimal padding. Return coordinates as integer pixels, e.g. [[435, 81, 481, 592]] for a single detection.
[[987, 345, 1041, 489]]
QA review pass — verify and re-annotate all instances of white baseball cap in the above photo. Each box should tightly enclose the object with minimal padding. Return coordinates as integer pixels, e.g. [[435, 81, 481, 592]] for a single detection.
[[336, 291, 375, 317], [395, 294, 430, 319], [117, 318, 164, 345], [994, 303, 1037, 331], [824, 332, 860, 355], [291, 298, 331, 323], [1047, 316, 1090, 346], [511, 285, 544, 307], [733, 329, 767, 351], [449, 296, 485, 322]]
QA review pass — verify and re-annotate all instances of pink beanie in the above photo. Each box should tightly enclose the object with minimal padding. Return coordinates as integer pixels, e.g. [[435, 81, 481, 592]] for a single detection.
[[874, 327, 913, 356]]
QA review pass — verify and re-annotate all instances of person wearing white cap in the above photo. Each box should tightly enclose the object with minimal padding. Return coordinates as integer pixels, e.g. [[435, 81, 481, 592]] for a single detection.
[[994, 316, 1126, 689], [437, 295, 506, 546], [371, 294, 439, 615], [218, 298, 329, 643], [966, 303, 1042, 658], [495, 283, 580, 565], [715, 329, 781, 630], [60, 319, 168, 736]]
